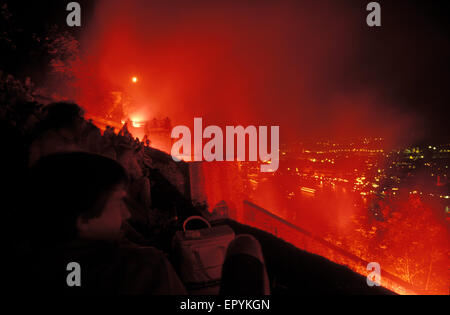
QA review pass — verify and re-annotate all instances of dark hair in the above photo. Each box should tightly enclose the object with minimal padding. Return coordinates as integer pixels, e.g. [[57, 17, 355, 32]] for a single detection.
[[26, 152, 128, 244], [32, 102, 84, 138]]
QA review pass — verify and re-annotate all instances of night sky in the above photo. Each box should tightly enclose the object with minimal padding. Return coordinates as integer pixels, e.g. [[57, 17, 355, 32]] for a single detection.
[[2, 0, 449, 146]]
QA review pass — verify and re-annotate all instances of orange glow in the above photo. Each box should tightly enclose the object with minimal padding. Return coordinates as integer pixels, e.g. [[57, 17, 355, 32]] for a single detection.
[[64, 1, 448, 295], [193, 158, 449, 295], [300, 187, 316, 194]]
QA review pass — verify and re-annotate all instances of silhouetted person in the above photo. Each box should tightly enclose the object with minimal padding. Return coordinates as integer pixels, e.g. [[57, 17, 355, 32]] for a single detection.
[[28, 102, 86, 165], [25, 152, 186, 294]]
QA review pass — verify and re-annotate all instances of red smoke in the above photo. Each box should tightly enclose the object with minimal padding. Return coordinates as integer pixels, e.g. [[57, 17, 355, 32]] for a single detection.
[[71, 0, 422, 148], [66, 0, 448, 294]]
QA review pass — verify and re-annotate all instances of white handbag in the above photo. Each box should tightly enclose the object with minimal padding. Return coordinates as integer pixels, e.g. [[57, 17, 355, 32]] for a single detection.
[[172, 216, 235, 288]]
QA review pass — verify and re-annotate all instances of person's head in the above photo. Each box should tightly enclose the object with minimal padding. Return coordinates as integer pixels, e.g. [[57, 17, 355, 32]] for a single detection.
[[27, 152, 130, 245], [40, 102, 85, 135], [115, 144, 142, 179]]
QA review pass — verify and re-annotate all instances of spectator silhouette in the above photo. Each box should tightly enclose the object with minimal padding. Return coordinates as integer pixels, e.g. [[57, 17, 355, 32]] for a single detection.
[[26, 152, 187, 294], [28, 102, 85, 165]]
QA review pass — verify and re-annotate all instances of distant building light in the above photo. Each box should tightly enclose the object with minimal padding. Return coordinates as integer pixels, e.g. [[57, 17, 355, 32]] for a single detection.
[[300, 187, 316, 194], [132, 121, 143, 128]]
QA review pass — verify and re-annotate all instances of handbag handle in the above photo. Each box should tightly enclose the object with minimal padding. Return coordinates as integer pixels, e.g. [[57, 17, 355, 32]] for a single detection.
[[183, 216, 212, 232]]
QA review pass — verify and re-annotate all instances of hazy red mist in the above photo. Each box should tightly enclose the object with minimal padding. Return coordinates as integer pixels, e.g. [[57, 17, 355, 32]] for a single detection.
[[72, 0, 420, 147], [64, 1, 448, 294]]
